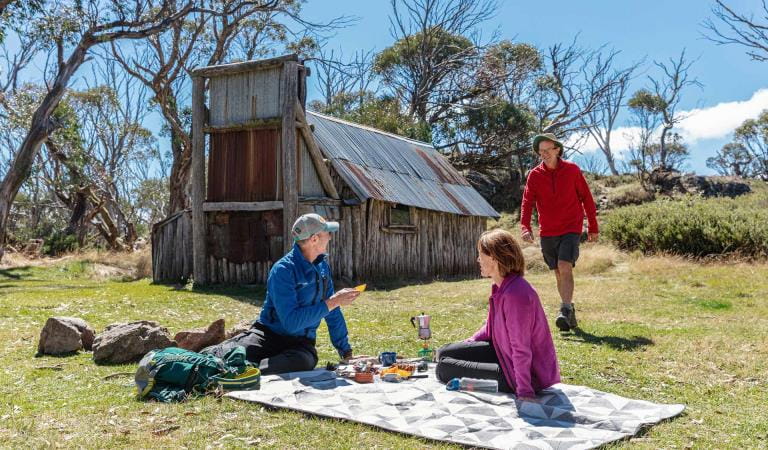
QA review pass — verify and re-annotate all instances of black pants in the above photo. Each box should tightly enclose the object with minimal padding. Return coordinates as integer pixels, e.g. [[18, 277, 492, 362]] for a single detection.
[[201, 322, 318, 375], [435, 340, 513, 393]]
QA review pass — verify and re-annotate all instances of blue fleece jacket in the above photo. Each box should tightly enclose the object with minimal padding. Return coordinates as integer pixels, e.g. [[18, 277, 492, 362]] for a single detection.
[[258, 243, 351, 357]]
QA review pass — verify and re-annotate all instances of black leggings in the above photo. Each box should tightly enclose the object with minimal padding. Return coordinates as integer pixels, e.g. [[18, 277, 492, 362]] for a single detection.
[[201, 322, 318, 375], [435, 340, 513, 393]]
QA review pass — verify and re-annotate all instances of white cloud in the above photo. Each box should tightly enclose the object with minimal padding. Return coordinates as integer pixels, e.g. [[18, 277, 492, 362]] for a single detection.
[[570, 88, 768, 156], [678, 89, 768, 142]]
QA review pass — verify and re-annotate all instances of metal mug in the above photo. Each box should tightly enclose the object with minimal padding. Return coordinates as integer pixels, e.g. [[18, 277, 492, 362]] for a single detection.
[[379, 351, 397, 366]]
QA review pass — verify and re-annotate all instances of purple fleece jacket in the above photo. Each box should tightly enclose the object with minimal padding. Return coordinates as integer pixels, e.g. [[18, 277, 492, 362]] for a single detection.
[[468, 274, 561, 397]]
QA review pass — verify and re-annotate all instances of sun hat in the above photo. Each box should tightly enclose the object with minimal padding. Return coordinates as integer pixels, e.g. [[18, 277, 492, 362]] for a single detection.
[[532, 133, 564, 157]]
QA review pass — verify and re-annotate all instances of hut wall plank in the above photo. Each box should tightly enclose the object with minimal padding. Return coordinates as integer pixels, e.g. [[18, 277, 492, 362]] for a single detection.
[[207, 68, 281, 127], [281, 61, 298, 253], [354, 200, 484, 281], [191, 76, 208, 284], [151, 210, 193, 282], [298, 135, 325, 197]]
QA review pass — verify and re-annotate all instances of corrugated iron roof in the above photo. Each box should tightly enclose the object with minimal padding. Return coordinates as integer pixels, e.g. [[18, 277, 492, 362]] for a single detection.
[[306, 111, 500, 218]]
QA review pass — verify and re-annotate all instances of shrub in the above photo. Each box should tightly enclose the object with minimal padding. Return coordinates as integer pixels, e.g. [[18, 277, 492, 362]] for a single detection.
[[603, 192, 768, 257], [42, 231, 79, 256], [486, 212, 519, 233]]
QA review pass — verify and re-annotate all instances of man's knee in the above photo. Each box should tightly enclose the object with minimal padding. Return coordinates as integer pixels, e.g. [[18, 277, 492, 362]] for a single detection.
[[291, 349, 318, 371], [270, 348, 317, 373], [557, 260, 573, 274]]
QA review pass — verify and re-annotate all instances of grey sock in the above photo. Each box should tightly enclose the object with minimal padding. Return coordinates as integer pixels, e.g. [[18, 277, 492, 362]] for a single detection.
[[561, 303, 574, 310]]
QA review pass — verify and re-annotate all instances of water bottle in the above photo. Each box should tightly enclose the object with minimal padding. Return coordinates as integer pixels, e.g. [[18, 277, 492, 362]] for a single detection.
[[446, 377, 499, 393]]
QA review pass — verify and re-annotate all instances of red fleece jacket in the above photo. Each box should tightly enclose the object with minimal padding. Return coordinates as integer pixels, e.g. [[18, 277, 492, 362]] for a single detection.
[[520, 159, 598, 237]]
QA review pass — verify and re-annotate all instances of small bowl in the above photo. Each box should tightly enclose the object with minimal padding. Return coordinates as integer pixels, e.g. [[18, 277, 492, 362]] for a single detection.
[[354, 372, 374, 383]]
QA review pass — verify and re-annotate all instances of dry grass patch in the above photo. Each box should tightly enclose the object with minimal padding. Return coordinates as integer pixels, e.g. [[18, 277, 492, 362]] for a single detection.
[[522, 242, 625, 275], [575, 243, 624, 275], [606, 181, 654, 207], [0, 248, 153, 281]]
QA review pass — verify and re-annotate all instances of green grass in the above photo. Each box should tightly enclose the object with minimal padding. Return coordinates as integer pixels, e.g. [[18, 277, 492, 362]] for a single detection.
[[1, 251, 767, 449]]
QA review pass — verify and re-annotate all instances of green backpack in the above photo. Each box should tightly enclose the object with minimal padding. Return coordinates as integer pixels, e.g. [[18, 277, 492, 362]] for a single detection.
[[135, 346, 260, 403]]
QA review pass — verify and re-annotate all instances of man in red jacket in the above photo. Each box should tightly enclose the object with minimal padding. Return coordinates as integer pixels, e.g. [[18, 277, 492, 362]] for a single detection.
[[520, 133, 598, 332]]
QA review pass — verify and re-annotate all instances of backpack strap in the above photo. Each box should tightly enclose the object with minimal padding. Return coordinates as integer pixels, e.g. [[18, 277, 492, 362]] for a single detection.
[[183, 364, 201, 393]]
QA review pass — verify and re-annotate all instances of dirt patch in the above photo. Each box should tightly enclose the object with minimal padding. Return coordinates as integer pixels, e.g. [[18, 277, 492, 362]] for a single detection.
[[87, 263, 134, 280]]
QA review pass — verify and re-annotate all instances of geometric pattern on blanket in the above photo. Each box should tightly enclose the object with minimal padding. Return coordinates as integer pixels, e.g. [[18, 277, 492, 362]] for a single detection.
[[227, 367, 684, 450]]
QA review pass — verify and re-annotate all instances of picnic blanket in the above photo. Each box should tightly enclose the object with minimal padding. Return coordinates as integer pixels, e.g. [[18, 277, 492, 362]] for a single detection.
[[226, 367, 684, 449]]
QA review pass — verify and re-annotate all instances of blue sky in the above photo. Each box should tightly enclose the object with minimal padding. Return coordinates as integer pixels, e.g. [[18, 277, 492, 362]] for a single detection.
[[302, 0, 767, 174], [6, 1, 765, 175]]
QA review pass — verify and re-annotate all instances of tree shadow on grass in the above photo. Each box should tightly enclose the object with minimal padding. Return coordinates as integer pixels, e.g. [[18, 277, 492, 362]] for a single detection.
[[0, 266, 36, 280], [356, 274, 479, 291], [149, 280, 266, 307], [560, 329, 654, 351]]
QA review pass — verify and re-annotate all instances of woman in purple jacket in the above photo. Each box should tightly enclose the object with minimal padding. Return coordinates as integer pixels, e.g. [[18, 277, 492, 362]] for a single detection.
[[436, 229, 561, 400]]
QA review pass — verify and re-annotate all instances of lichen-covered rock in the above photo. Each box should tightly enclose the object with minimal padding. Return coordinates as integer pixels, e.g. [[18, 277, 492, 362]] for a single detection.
[[92, 320, 175, 364], [37, 317, 94, 355]]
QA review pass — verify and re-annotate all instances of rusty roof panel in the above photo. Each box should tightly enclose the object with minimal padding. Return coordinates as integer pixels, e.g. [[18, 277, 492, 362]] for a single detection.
[[307, 111, 499, 218]]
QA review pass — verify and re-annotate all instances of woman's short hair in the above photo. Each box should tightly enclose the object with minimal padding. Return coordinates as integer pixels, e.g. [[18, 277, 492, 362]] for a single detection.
[[477, 229, 525, 277]]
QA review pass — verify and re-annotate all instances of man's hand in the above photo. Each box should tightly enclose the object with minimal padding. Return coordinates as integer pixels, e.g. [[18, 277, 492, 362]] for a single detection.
[[326, 288, 360, 311], [587, 232, 599, 242], [521, 230, 534, 243]]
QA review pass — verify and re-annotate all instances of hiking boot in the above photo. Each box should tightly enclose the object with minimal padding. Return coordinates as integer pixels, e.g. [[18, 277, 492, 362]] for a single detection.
[[555, 305, 577, 332]]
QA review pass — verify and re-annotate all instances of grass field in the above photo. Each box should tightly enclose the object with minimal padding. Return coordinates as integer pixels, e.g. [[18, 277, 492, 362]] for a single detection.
[[1, 245, 767, 449]]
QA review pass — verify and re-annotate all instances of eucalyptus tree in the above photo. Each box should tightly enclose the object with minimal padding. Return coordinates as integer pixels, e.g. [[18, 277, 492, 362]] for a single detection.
[[627, 50, 700, 172], [0, 0, 202, 260], [584, 60, 640, 175], [708, 110, 768, 179], [374, 0, 499, 126]]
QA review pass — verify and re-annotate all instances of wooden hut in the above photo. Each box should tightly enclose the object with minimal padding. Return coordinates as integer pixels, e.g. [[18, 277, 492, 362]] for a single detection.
[[151, 54, 499, 285]]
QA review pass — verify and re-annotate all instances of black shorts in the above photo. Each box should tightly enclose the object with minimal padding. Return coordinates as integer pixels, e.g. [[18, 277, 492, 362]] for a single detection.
[[540, 233, 581, 270]]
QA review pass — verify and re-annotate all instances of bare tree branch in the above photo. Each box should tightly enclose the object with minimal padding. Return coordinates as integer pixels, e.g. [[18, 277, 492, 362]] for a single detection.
[[703, 0, 768, 62]]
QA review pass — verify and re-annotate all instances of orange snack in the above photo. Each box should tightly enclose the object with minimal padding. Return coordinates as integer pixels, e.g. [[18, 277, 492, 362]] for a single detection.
[[354, 284, 367, 292], [380, 365, 413, 379]]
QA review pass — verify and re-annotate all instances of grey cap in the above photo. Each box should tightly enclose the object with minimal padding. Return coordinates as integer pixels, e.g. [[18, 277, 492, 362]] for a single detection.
[[291, 213, 339, 241]]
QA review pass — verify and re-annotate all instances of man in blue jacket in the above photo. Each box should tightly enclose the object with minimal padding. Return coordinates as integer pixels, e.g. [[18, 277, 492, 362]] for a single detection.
[[204, 213, 360, 374]]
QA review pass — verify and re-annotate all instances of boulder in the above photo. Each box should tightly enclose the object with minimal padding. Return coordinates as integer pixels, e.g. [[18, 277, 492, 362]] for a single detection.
[[92, 320, 175, 364], [174, 319, 226, 352], [464, 169, 523, 212], [650, 170, 751, 198], [37, 317, 95, 355]]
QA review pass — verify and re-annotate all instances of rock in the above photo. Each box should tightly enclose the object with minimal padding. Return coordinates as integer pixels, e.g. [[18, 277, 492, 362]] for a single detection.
[[174, 319, 226, 352], [92, 320, 175, 364], [464, 169, 523, 212], [37, 317, 95, 355], [650, 170, 751, 198], [225, 320, 254, 340]]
